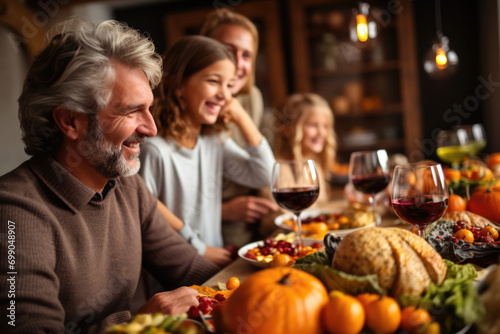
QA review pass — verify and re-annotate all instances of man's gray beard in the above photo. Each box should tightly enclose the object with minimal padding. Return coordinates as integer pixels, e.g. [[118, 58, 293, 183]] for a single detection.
[[78, 116, 142, 179]]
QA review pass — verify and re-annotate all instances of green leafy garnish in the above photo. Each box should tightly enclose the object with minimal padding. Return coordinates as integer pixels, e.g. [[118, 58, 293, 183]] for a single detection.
[[398, 260, 484, 333], [293, 251, 384, 295]]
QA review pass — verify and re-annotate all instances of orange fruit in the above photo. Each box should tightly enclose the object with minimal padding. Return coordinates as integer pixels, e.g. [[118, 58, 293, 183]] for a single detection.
[[480, 226, 499, 241], [270, 253, 295, 267], [443, 167, 461, 184], [226, 277, 240, 290], [323, 291, 365, 334], [400, 306, 432, 332], [447, 194, 466, 212], [487, 153, 500, 168], [454, 229, 475, 243], [307, 222, 329, 238], [364, 296, 401, 334]]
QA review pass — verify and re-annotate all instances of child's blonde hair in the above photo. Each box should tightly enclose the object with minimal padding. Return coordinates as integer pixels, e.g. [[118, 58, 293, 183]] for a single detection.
[[273, 93, 337, 173]]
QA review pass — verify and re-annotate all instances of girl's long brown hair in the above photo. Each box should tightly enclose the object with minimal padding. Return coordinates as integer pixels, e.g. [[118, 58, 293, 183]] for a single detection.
[[153, 35, 235, 140]]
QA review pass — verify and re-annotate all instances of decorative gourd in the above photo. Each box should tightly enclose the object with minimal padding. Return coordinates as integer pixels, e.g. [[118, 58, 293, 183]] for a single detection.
[[468, 185, 500, 223], [213, 267, 328, 334], [332, 227, 447, 297]]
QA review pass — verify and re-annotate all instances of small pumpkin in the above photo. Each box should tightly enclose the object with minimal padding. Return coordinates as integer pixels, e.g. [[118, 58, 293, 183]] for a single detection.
[[213, 267, 328, 334], [468, 185, 500, 223]]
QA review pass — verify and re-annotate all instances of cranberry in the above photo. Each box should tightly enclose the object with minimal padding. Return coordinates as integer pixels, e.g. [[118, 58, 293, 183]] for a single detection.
[[199, 296, 212, 304], [451, 237, 458, 243], [485, 235, 495, 244], [311, 242, 321, 248], [261, 248, 270, 256], [214, 294, 226, 302], [453, 225, 461, 233], [188, 305, 200, 318], [264, 238, 274, 246], [199, 301, 213, 314], [435, 235, 442, 239]]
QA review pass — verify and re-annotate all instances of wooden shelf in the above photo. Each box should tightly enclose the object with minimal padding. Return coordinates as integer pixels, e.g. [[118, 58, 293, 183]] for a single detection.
[[311, 60, 400, 77], [289, 0, 422, 160]]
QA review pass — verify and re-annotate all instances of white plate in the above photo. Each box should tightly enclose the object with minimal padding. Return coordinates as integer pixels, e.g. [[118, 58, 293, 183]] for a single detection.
[[274, 208, 375, 238], [238, 238, 324, 269]]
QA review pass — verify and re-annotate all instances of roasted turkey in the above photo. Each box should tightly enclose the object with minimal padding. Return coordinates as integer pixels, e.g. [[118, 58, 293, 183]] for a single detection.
[[331, 227, 447, 297]]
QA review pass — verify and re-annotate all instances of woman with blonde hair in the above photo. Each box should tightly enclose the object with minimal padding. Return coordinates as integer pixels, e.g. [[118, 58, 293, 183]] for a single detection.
[[201, 9, 279, 246], [139, 35, 275, 268]]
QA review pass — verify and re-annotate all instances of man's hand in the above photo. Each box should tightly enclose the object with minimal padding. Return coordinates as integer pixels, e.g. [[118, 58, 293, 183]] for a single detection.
[[222, 196, 280, 223], [136, 287, 199, 315], [204, 246, 232, 267]]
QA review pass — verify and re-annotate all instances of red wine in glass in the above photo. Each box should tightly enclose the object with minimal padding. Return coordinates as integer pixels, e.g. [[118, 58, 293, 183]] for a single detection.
[[272, 186, 320, 214], [349, 150, 390, 225], [271, 160, 320, 248], [391, 162, 448, 238], [352, 173, 391, 195], [392, 196, 448, 232]]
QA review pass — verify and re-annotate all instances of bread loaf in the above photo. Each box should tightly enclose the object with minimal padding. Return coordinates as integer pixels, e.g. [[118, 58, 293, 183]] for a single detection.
[[332, 227, 447, 297]]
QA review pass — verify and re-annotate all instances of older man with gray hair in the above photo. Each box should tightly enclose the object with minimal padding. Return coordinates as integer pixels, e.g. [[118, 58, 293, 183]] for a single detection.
[[0, 17, 218, 333]]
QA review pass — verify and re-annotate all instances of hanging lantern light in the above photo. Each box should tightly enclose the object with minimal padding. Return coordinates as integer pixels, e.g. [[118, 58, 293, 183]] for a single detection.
[[423, 0, 459, 79], [349, 2, 377, 46]]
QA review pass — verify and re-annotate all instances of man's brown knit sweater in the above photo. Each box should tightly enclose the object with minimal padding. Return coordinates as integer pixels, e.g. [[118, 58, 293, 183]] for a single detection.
[[0, 155, 219, 333]]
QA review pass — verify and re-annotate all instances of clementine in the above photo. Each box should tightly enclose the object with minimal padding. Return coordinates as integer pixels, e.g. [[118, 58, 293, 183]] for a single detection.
[[225, 277, 240, 290], [323, 292, 365, 334], [400, 306, 431, 332], [454, 229, 475, 243], [364, 296, 401, 333]]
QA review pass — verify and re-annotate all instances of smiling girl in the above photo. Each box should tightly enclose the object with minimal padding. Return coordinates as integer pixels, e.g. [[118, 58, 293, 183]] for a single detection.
[[139, 36, 275, 268]]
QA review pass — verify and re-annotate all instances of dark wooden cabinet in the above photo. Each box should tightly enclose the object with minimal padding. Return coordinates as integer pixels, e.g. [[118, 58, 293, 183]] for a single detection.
[[288, 0, 422, 162]]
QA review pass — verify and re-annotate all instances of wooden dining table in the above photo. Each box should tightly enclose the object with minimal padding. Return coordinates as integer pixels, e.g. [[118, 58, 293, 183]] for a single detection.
[[202, 198, 407, 288]]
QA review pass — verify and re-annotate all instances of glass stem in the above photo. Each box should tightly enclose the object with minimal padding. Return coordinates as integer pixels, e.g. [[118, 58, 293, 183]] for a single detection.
[[296, 212, 303, 250], [417, 225, 426, 238], [370, 195, 380, 226]]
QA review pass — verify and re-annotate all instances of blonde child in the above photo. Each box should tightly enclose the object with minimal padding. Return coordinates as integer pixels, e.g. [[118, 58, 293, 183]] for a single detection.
[[260, 93, 337, 236]]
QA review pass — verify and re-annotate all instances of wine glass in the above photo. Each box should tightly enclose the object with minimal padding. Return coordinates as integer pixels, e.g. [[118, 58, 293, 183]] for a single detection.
[[349, 150, 390, 225], [436, 128, 470, 167], [391, 162, 449, 238], [465, 123, 487, 158], [271, 160, 320, 248]]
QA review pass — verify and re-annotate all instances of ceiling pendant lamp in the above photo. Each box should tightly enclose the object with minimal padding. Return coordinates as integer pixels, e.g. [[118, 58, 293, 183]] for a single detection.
[[349, 2, 377, 46], [423, 0, 459, 79]]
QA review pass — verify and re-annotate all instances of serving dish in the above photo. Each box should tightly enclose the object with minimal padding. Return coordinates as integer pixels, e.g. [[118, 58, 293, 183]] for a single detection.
[[238, 238, 323, 268], [274, 208, 375, 238]]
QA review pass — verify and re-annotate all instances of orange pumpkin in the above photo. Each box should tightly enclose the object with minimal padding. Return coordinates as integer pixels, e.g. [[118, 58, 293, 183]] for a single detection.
[[213, 267, 328, 334], [468, 186, 500, 223], [447, 194, 467, 212]]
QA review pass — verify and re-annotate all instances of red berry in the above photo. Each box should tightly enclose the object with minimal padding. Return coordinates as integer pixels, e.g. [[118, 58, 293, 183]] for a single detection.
[[199, 301, 213, 314], [214, 294, 226, 302], [451, 237, 458, 243], [187, 305, 200, 318]]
